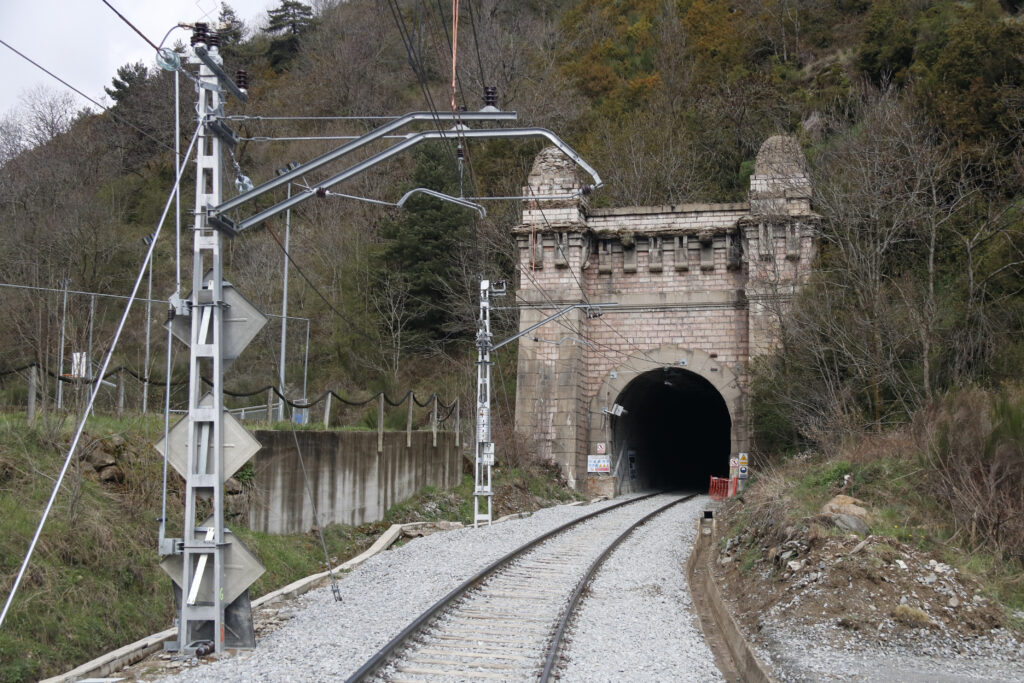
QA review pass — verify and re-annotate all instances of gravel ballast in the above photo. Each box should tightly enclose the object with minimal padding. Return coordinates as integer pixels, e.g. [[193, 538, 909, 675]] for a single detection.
[[558, 495, 722, 682], [156, 494, 713, 682]]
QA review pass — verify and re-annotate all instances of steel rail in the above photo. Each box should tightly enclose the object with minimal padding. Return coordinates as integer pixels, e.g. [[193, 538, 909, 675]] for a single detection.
[[540, 492, 697, 681], [343, 491, 666, 683]]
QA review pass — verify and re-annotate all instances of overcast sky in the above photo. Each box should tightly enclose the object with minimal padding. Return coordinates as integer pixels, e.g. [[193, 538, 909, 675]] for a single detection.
[[0, 0, 277, 117]]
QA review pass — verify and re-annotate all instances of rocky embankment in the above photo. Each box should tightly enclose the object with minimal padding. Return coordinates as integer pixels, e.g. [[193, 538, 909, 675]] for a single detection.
[[713, 494, 1024, 681]]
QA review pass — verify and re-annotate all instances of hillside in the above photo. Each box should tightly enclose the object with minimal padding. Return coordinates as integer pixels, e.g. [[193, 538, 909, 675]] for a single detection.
[[0, 0, 1023, 678]]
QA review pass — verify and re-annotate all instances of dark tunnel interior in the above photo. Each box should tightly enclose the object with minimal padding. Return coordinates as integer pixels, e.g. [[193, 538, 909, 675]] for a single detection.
[[610, 367, 731, 492]]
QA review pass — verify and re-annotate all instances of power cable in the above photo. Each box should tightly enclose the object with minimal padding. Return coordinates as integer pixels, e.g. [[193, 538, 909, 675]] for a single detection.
[[466, 0, 487, 88], [0, 38, 176, 156], [384, 0, 455, 161], [224, 115, 401, 121], [289, 420, 343, 602], [99, 0, 160, 51], [262, 223, 377, 345]]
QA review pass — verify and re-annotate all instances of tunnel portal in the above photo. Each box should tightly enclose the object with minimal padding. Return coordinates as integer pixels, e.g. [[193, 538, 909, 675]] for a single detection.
[[610, 367, 731, 493]]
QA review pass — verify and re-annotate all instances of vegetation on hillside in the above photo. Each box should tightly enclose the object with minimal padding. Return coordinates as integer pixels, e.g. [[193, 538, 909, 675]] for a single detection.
[[0, 0, 1023, 671], [0, 414, 573, 681]]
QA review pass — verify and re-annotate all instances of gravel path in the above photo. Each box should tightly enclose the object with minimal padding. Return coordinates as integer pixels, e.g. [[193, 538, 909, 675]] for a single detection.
[[558, 495, 722, 682], [754, 622, 1024, 682], [157, 494, 694, 682]]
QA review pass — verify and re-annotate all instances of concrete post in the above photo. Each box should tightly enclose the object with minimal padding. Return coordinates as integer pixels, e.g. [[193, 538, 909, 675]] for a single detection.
[[377, 394, 385, 453], [27, 365, 37, 423], [266, 388, 274, 425], [117, 370, 125, 417], [323, 392, 332, 429], [454, 397, 460, 447], [406, 393, 413, 448], [431, 395, 438, 448]]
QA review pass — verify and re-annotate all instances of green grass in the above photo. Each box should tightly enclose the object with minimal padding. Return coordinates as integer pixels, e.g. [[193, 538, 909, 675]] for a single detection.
[[0, 414, 416, 681], [0, 412, 578, 681]]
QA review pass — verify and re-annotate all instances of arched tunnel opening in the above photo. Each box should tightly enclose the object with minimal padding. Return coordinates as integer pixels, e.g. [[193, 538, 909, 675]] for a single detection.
[[610, 367, 731, 492]]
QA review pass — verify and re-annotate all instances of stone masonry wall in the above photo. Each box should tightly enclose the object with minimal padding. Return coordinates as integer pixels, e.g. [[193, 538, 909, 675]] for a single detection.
[[513, 137, 819, 489]]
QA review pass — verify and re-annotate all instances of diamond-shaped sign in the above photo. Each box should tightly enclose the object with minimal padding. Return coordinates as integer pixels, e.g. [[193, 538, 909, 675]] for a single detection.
[[155, 393, 262, 479], [160, 520, 265, 605], [168, 276, 267, 370]]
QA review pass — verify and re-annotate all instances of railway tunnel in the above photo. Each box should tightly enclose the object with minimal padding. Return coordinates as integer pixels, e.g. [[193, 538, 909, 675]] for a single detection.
[[610, 367, 731, 493]]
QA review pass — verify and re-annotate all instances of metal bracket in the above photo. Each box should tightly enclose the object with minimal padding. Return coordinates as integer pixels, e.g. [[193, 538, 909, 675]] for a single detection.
[[193, 46, 249, 103], [205, 208, 237, 237], [206, 118, 238, 150]]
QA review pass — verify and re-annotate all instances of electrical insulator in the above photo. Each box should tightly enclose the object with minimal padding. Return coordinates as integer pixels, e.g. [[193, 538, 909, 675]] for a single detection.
[[457, 144, 465, 161], [315, 187, 327, 198], [190, 22, 209, 46], [207, 31, 221, 48], [236, 70, 249, 91], [483, 86, 498, 109]]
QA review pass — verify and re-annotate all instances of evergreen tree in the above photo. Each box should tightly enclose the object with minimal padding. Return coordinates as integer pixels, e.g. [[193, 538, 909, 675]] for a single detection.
[[103, 62, 149, 105], [265, 0, 314, 35], [218, 2, 246, 47], [376, 144, 476, 341], [263, 0, 315, 70]]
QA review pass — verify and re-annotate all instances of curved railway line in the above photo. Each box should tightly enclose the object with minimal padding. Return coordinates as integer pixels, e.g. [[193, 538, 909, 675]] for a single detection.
[[346, 492, 696, 683]]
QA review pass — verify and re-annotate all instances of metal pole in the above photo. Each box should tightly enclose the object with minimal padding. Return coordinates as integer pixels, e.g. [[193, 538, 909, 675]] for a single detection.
[[302, 318, 310, 402], [56, 278, 70, 410], [87, 295, 95, 380], [87, 294, 95, 416], [474, 280, 494, 527], [278, 184, 291, 421], [143, 251, 153, 413]]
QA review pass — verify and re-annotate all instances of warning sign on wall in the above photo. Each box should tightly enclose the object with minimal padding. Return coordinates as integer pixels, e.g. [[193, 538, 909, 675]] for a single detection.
[[587, 456, 611, 473]]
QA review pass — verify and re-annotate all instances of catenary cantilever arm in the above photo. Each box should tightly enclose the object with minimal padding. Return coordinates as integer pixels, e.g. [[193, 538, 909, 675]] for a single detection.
[[215, 110, 517, 215], [221, 127, 602, 234], [396, 188, 487, 217]]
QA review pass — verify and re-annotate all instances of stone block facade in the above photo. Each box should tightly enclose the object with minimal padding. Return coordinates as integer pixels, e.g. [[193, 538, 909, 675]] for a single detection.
[[513, 138, 819, 489]]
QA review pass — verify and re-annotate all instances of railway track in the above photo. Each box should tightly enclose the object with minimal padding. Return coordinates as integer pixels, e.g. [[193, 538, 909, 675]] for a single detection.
[[346, 491, 697, 682]]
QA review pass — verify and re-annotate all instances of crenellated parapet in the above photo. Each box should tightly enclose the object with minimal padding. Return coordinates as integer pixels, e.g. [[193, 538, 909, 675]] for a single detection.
[[512, 138, 819, 488]]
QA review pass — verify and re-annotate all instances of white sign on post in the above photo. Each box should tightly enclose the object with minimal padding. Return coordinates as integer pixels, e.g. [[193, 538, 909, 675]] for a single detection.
[[738, 452, 749, 466], [587, 455, 611, 473]]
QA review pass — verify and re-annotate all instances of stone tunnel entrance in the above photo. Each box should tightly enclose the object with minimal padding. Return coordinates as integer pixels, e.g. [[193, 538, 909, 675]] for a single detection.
[[610, 367, 731, 493]]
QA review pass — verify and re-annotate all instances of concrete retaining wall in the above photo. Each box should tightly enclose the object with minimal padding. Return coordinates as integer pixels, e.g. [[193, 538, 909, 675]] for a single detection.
[[248, 430, 461, 534]]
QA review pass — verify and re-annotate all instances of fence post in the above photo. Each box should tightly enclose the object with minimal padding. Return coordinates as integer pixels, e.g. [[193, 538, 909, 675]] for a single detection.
[[266, 388, 274, 426], [431, 395, 438, 448], [323, 392, 332, 429], [27, 365, 37, 423], [377, 393, 385, 453], [406, 393, 413, 448], [117, 370, 125, 417], [454, 397, 460, 447]]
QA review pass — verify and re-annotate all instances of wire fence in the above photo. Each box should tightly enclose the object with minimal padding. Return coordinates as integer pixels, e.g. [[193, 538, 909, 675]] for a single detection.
[[0, 361, 459, 433]]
